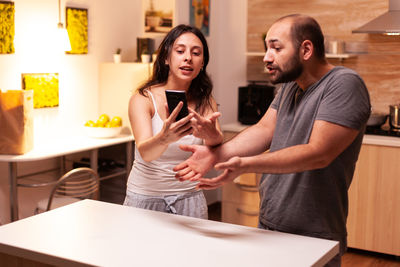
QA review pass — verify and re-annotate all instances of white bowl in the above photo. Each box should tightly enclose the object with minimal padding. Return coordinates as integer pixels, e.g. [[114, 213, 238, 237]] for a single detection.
[[83, 126, 122, 138]]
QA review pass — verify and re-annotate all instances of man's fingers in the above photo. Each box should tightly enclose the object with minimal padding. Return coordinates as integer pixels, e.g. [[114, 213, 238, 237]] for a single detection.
[[173, 161, 188, 172], [178, 144, 195, 153], [215, 161, 230, 170]]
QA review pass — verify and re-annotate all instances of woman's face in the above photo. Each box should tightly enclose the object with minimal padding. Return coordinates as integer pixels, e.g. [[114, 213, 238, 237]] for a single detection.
[[166, 32, 204, 86]]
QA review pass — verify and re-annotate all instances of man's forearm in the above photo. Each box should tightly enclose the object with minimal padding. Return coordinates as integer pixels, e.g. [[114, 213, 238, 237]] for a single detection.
[[240, 143, 326, 174], [215, 122, 273, 164]]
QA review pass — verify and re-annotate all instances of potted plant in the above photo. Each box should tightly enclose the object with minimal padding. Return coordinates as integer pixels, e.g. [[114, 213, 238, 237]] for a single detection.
[[141, 49, 151, 63], [152, 49, 159, 62], [113, 48, 121, 63]]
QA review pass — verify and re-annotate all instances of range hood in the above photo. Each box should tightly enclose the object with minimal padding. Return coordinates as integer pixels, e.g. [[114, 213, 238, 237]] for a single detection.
[[352, 0, 400, 35]]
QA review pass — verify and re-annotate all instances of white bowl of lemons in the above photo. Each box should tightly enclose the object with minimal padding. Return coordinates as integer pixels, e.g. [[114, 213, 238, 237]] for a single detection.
[[84, 114, 123, 138]]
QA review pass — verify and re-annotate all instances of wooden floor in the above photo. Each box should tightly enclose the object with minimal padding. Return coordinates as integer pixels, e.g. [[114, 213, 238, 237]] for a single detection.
[[342, 249, 400, 267], [208, 202, 400, 267]]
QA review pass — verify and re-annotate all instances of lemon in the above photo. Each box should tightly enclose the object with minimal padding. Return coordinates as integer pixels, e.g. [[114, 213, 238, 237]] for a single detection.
[[110, 116, 122, 127], [98, 114, 110, 124], [96, 114, 110, 127], [84, 120, 96, 127]]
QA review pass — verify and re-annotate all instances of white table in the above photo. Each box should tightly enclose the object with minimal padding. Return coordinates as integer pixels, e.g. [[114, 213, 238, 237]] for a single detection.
[[0, 200, 339, 267], [0, 134, 134, 222]]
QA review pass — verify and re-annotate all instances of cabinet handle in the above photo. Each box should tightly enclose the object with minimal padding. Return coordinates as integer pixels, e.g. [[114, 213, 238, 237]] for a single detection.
[[236, 208, 259, 216]]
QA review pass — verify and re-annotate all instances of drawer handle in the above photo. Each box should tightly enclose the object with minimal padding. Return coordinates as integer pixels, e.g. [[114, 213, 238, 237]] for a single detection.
[[236, 208, 259, 216]]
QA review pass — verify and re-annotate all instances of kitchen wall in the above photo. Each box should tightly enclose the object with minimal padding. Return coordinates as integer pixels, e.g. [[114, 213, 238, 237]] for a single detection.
[[247, 0, 400, 114], [0, 0, 247, 223]]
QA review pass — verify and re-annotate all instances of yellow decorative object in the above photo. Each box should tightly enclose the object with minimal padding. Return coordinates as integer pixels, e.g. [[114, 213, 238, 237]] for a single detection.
[[0, 1, 15, 54], [66, 7, 88, 54], [84, 114, 122, 128], [22, 73, 59, 109], [110, 116, 122, 127]]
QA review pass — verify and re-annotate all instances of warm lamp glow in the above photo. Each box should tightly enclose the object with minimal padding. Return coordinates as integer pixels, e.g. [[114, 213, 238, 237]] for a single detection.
[[58, 23, 71, 51], [58, 0, 71, 52]]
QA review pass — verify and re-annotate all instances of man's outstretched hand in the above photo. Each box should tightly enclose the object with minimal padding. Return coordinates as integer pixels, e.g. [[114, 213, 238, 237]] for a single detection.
[[173, 144, 217, 181], [174, 144, 245, 190], [195, 156, 243, 190]]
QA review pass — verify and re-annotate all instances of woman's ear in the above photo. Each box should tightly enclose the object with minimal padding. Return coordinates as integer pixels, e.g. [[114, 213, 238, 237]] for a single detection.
[[300, 40, 313, 61]]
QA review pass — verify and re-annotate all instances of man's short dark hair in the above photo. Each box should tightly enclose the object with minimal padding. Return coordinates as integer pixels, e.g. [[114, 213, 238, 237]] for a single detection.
[[278, 14, 326, 59]]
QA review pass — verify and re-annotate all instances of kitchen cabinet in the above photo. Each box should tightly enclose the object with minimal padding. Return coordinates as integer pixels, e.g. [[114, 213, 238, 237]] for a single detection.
[[221, 130, 260, 228], [347, 143, 400, 256]]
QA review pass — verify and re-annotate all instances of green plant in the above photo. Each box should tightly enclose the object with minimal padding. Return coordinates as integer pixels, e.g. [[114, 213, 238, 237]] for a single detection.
[[142, 49, 150, 55], [115, 48, 121, 54]]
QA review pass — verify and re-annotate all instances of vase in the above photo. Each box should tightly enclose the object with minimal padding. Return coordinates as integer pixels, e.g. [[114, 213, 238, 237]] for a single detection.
[[113, 54, 121, 63], [141, 54, 151, 63]]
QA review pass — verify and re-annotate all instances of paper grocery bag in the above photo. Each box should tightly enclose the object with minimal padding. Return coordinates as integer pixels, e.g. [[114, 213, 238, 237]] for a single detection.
[[0, 90, 34, 154]]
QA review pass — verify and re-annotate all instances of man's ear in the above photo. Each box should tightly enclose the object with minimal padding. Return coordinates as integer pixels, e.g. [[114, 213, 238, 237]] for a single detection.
[[300, 40, 313, 61]]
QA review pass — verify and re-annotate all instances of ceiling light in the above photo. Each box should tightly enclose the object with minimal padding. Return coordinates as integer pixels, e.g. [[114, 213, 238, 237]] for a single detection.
[[58, 0, 71, 51]]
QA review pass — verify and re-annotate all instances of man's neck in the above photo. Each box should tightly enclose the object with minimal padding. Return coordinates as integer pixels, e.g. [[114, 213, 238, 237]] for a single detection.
[[296, 60, 335, 91]]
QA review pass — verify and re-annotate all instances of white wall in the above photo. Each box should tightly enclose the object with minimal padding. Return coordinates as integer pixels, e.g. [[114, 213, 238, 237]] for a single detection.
[[175, 0, 248, 124], [0, 0, 247, 223]]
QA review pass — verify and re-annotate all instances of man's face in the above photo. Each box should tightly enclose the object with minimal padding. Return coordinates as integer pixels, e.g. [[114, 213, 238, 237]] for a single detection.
[[263, 21, 304, 84]]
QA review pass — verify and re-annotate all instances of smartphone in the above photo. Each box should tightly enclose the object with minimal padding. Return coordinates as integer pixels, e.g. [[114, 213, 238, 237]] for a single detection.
[[165, 90, 189, 121]]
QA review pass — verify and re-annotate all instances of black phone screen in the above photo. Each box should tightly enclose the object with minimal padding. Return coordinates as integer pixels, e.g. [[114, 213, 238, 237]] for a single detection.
[[165, 90, 189, 121]]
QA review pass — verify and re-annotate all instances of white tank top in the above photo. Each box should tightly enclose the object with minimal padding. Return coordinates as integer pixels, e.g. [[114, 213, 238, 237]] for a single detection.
[[126, 90, 203, 196]]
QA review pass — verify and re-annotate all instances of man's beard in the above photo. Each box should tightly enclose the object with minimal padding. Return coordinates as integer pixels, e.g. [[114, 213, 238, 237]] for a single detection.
[[269, 54, 303, 84]]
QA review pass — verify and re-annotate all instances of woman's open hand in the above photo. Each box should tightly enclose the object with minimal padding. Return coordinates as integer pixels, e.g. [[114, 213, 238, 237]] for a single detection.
[[189, 108, 223, 146]]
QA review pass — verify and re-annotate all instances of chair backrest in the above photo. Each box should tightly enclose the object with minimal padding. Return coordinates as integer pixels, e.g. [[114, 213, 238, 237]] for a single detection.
[[46, 167, 100, 211]]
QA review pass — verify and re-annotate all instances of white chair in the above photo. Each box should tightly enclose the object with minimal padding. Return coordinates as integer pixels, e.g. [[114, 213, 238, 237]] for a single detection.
[[35, 167, 100, 213]]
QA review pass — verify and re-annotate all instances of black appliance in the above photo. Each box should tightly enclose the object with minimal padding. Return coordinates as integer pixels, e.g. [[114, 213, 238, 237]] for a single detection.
[[137, 38, 155, 62], [365, 125, 400, 137], [238, 83, 275, 125]]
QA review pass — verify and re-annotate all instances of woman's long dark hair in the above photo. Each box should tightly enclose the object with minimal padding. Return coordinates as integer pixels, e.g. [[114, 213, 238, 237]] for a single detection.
[[137, 24, 213, 114]]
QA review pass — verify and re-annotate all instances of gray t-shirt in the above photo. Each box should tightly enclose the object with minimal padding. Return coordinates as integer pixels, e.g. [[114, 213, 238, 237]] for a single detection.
[[259, 66, 371, 252]]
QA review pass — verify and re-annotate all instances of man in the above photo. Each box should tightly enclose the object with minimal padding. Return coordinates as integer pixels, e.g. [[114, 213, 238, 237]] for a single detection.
[[174, 14, 370, 266]]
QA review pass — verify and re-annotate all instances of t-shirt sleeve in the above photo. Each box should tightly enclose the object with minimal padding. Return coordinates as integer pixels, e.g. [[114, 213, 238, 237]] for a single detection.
[[316, 72, 371, 130], [270, 85, 284, 111]]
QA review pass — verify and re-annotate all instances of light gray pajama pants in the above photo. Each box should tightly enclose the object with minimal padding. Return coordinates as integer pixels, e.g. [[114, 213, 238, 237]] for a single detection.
[[123, 190, 208, 219]]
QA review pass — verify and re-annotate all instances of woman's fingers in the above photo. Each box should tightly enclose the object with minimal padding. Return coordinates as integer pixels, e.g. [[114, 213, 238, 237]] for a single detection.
[[166, 101, 183, 122], [209, 112, 221, 123]]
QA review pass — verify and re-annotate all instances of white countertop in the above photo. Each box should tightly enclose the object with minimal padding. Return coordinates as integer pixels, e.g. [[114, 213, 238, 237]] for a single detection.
[[0, 200, 338, 267], [222, 122, 400, 148], [0, 133, 134, 162]]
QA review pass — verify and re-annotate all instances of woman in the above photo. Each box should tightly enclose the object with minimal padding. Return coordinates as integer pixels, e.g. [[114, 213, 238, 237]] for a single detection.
[[123, 24, 223, 219]]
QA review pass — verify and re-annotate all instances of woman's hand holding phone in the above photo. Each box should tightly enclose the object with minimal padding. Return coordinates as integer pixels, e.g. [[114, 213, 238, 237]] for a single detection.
[[165, 90, 189, 121], [159, 101, 193, 145]]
